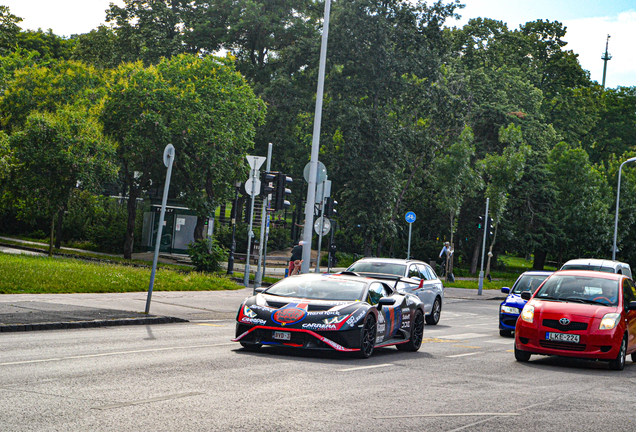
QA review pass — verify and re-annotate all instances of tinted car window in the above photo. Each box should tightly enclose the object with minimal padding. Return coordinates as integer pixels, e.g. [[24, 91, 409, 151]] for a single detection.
[[367, 283, 390, 305], [623, 278, 636, 306], [417, 264, 432, 280], [348, 262, 406, 276], [561, 264, 615, 274], [266, 278, 366, 301], [511, 274, 549, 294], [408, 265, 420, 279]]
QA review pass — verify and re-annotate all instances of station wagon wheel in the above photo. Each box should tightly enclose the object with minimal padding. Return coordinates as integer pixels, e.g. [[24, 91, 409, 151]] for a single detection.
[[357, 314, 376, 359], [425, 297, 441, 325], [397, 309, 424, 352], [609, 335, 627, 371]]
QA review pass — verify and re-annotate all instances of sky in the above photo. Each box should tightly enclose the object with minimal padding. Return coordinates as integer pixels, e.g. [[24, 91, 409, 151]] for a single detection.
[[2, 0, 635, 88]]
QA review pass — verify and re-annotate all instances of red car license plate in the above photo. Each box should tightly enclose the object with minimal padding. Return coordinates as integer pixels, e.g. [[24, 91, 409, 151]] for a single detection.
[[546, 332, 579, 343], [273, 331, 291, 341]]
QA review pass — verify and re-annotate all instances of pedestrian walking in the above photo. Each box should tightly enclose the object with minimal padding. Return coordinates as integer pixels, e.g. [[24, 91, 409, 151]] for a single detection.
[[289, 241, 304, 276]]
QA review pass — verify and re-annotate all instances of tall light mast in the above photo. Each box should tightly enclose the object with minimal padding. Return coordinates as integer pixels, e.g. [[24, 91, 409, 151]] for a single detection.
[[601, 34, 612, 89]]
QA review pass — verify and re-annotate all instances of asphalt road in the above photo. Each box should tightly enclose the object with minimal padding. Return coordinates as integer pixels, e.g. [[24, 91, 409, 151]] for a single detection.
[[2, 298, 636, 432]]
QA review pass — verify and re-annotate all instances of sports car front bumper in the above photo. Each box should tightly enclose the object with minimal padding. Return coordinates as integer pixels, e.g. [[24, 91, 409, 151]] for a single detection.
[[233, 323, 362, 352]]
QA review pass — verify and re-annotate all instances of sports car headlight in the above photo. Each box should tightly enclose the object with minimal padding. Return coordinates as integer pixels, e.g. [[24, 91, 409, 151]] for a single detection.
[[243, 305, 257, 318], [501, 305, 520, 315], [599, 313, 621, 330], [322, 315, 349, 325], [521, 304, 534, 323]]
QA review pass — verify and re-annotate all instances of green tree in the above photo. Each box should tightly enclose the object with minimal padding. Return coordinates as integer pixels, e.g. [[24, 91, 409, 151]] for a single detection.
[[5, 107, 118, 256], [0, 5, 22, 54], [480, 123, 530, 276], [0, 59, 106, 133], [548, 142, 611, 261], [101, 55, 265, 258]]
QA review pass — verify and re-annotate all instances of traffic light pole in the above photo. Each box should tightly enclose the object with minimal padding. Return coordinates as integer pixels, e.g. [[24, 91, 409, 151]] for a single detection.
[[243, 172, 258, 289], [478, 198, 489, 296], [315, 177, 327, 273], [255, 144, 273, 288]]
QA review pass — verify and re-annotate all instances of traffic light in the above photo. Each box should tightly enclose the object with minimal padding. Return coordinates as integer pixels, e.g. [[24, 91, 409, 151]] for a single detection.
[[325, 197, 338, 218], [477, 215, 484, 230], [274, 173, 292, 211], [260, 171, 276, 198], [486, 216, 494, 236]]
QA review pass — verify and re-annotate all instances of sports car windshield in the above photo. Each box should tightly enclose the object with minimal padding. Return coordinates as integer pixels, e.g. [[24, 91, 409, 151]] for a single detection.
[[511, 274, 549, 294], [265, 278, 366, 301], [534, 275, 619, 306], [347, 262, 406, 276]]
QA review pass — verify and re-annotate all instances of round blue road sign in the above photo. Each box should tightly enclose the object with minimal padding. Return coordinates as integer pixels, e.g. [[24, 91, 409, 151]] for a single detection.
[[405, 211, 416, 223]]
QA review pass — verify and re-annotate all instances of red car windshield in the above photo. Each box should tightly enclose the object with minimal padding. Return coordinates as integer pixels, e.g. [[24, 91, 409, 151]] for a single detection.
[[534, 275, 619, 306]]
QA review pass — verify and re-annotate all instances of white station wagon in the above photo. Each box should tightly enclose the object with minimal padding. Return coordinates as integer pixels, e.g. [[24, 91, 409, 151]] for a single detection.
[[345, 258, 444, 325]]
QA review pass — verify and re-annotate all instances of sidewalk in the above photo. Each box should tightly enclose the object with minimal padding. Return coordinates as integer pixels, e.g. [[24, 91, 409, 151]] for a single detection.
[[0, 286, 504, 333]]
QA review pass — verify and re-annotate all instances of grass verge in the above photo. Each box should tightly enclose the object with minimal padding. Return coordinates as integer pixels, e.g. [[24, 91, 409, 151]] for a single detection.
[[0, 253, 242, 294]]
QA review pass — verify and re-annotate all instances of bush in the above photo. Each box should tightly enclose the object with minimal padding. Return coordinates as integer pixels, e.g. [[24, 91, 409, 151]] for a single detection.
[[187, 238, 228, 273]]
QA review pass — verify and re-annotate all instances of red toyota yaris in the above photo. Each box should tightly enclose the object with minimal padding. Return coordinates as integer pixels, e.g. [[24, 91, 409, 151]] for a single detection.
[[515, 270, 636, 370]]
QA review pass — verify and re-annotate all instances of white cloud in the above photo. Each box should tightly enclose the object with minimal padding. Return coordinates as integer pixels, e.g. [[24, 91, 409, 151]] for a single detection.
[[563, 11, 636, 88]]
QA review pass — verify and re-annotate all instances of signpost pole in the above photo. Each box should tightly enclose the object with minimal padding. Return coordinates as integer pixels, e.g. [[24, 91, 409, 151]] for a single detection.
[[405, 212, 416, 260], [478, 198, 489, 296], [146, 144, 175, 314], [255, 143, 272, 287], [407, 223, 412, 260], [243, 155, 265, 290]]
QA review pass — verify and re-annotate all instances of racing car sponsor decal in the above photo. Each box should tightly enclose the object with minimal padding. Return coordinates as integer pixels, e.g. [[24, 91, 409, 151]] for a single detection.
[[376, 334, 384, 343], [240, 317, 267, 325], [402, 313, 410, 321], [271, 303, 308, 326], [307, 310, 341, 316], [384, 306, 402, 338], [249, 305, 275, 313], [401, 320, 410, 329], [302, 323, 337, 330], [346, 308, 365, 327], [377, 323, 386, 333]]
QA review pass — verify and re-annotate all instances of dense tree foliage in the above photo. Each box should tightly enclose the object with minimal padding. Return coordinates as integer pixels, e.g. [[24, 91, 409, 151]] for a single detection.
[[1, 1, 635, 270]]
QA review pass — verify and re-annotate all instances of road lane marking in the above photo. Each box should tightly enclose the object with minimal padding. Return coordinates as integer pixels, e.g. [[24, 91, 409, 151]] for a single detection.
[[0, 343, 235, 366], [339, 363, 394, 372], [442, 333, 489, 339], [93, 392, 204, 410], [375, 413, 520, 419], [486, 339, 515, 345], [422, 337, 460, 343], [446, 352, 484, 358]]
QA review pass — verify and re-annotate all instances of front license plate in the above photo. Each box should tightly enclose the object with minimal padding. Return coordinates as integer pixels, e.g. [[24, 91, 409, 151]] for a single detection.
[[546, 332, 580, 343], [272, 331, 291, 341]]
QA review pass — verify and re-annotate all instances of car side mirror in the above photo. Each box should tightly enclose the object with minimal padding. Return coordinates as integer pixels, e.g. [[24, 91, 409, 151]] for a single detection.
[[628, 301, 636, 311], [377, 297, 396, 310], [255, 287, 266, 294], [501, 287, 510, 294], [520, 291, 532, 301]]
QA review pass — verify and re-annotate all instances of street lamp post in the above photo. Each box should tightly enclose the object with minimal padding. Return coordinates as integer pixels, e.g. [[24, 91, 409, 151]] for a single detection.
[[612, 157, 636, 261]]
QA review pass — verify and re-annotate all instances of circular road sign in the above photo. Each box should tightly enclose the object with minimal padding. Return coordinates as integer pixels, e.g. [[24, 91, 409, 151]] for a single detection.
[[244, 178, 261, 197], [314, 217, 331, 235], [405, 211, 416, 224], [303, 161, 327, 184]]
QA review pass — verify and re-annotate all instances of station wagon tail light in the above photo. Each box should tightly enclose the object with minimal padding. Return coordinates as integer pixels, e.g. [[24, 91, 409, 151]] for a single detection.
[[521, 304, 534, 323], [599, 313, 621, 330]]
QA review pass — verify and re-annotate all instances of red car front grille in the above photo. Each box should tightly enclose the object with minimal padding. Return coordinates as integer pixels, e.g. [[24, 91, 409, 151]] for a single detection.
[[539, 340, 586, 351]]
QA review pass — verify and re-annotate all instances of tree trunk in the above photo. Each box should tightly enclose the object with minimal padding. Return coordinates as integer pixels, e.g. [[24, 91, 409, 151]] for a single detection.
[[194, 216, 206, 242], [48, 213, 55, 257], [123, 188, 138, 259], [470, 231, 482, 275], [363, 234, 372, 257], [533, 249, 547, 270], [55, 205, 64, 250]]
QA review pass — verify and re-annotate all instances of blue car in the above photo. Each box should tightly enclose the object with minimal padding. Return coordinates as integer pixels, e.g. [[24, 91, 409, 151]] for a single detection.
[[499, 270, 552, 337]]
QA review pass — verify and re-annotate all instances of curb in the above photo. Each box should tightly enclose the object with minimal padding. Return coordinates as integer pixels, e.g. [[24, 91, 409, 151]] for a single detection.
[[0, 316, 189, 333]]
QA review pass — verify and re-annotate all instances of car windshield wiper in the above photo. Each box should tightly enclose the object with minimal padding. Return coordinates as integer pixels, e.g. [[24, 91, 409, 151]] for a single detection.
[[536, 295, 560, 301], [564, 297, 608, 306]]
